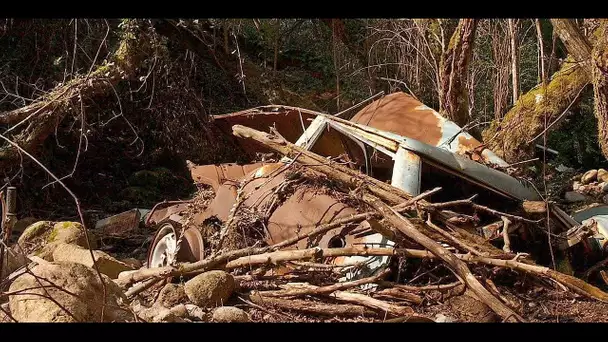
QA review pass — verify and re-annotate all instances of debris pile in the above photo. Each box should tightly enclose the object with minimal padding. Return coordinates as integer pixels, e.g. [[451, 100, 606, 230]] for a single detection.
[[4, 95, 608, 322], [566, 168, 608, 204]]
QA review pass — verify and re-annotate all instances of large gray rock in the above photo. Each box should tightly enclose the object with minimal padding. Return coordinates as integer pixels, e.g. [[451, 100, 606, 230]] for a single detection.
[[564, 191, 587, 203], [8, 261, 132, 322], [212, 306, 249, 322], [184, 270, 235, 308], [52, 243, 133, 279]]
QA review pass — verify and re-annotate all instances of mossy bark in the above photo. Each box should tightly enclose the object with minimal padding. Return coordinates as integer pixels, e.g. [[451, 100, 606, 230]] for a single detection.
[[438, 19, 478, 128], [592, 21, 608, 158], [0, 19, 152, 169], [482, 19, 596, 162], [482, 59, 590, 162]]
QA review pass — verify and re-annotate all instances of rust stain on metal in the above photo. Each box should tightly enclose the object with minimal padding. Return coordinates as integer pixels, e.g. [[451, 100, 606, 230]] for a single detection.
[[213, 108, 348, 160], [189, 162, 269, 191], [146, 203, 190, 227], [350, 92, 443, 147], [95, 209, 141, 236]]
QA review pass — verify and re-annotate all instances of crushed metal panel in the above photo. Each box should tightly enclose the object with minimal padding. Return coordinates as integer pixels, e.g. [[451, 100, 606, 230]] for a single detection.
[[189, 162, 270, 191], [212, 108, 350, 160], [322, 113, 540, 201], [349, 92, 508, 167], [95, 208, 149, 236]]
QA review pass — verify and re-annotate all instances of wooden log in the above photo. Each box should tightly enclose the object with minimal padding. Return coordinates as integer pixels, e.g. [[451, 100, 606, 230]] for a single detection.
[[522, 201, 547, 214], [246, 291, 376, 318], [278, 283, 413, 317]]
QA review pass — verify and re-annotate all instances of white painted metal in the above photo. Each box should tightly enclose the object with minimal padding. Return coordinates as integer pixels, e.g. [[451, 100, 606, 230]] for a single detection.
[[149, 224, 177, 268]]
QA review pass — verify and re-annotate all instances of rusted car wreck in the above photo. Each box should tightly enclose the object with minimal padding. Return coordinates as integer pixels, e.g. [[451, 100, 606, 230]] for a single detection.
[[96, 92, 608, 281]]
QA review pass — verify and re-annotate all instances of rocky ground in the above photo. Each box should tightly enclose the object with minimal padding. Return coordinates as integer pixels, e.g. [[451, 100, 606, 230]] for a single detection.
[[4, 165, 608, 323]]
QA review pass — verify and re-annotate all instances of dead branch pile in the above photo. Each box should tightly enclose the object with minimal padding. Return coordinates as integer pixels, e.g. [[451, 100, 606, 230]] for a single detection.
[[102, 125, 608, 323]]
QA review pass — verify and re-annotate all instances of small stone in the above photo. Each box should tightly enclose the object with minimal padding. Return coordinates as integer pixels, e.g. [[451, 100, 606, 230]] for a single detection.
[[435, 313, 456, 323], [582, 169, 598, 184], [599, 169, 608, 183], [156, 283, 188, 308], [184, 270, 235, 308], [184, 304, 207, 321], [601, 182, 608, 194], [169, 304, 188, 318], [564, 191, 587, 203], [573, 181, 582, 191], [212, 306, 250, 322], [528, 302, 537, 308]]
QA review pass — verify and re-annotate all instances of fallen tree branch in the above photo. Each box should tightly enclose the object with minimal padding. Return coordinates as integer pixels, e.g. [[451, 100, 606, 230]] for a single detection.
[[260, 269, 390, 298], [276, 282, 413, 317], [246, 291, 376, 318], [360, 192, 524, 322]]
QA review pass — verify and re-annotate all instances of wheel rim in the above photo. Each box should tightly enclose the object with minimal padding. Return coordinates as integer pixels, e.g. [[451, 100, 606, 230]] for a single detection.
[[147, 222, 205, 269], [149, 224, 178, 268]]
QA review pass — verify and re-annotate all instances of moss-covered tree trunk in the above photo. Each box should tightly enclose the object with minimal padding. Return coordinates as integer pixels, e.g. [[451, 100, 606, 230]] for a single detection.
[[482, 19, 595, 162], [592, 21, 608, 158], [438, 19, 478, 127], [0, 19, 152, 170]]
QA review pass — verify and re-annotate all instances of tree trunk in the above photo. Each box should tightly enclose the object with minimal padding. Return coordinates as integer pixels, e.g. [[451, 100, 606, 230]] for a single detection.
[[508, 19, 520, 104], [0, 20, 151, 170], [438, 19, 478, 127], [592, 21, 608, 158], [273, 20, 279, 75], [551, 19, 592, 68], [535, 19, 547, 84], [482, 19, 596, 162], [492, 20, 510, 120]]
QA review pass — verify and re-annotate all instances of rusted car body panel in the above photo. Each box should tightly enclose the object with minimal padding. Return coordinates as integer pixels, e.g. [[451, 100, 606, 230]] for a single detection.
[[132, 92, 547, 277], [94, 92, 604, 275]]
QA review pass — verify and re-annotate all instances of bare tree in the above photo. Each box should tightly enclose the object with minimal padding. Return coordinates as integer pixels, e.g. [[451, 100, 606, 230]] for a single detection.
[[492, 20, 511, 120], [508, 19, 520, 104], [591, 20, 608, 158], [535, 19, 547, 84], [437, 19, 478, 127], [482, 19, 596, 162]]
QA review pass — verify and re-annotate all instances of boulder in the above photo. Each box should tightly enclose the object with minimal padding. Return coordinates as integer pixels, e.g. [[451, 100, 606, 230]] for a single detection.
[[10, 217, 38, 243], [8, 261, 131, 322], [599, 169, 608, 183], [184, 270, 235, 308], [212, 306, 249, 322], [52, 243, 133, 279], [581, 169, 598, 184], [17, 221, 96, 260], [135, 304, 187, 323], [564, 191, 587, 203], [156, 283, 188, 308]]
